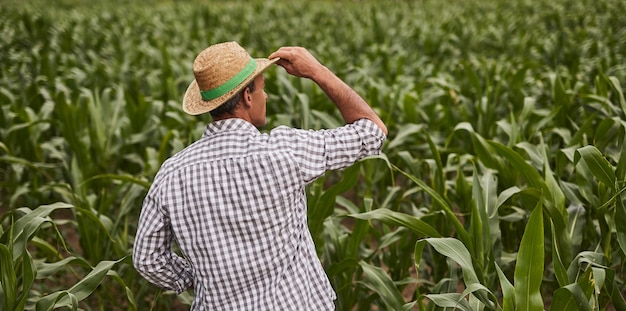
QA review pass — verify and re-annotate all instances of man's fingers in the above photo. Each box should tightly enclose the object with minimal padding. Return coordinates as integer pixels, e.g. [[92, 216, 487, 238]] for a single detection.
[[269, 46, 316, 78], [274, 59, 291, 69], [269, 47, 292, 61]]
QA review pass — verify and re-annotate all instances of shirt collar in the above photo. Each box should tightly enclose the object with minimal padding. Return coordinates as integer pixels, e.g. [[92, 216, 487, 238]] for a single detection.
[[202, 118, 260, 138]]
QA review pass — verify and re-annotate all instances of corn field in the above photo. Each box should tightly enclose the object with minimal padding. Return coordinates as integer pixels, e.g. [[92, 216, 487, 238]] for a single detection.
[[1, 0, 626, 310]]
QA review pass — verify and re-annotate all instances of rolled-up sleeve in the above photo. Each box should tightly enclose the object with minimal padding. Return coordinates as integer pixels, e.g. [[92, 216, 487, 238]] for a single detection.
[[133, 187, 193, 294], [271, 118, 386, 184]]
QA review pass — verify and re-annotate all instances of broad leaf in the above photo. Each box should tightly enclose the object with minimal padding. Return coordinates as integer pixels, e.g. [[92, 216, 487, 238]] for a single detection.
[[495, 263, 515, 311], [575, 145, 616, 190], [358, 261, 406, 310], [36, 257, 125, 310], [549, 283, 591, 311], [514, 202, 544, 311], [0, 244, 16, 311], [349, 208, 441, 238]]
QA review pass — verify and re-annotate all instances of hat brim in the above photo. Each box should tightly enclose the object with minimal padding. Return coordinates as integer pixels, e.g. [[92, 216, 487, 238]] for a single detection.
[[182, 57, 279, 115]]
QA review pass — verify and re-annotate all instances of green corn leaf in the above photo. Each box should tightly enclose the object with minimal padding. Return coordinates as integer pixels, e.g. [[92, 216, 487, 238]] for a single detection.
[[392, 163, 473, 250], [551, 221, 569, 287], [606, 76, 626, 118], [327, 258, 360, 277], [36, 257, 125, 310], [378, 186, 402, 211], [106, 270, 137, 311], [358, 261, 406, 310], [541, 142, 566, 217], [616, 194, 626, 257], [549, 283, 591, 311], [453, 122, 503, 170], [454, 161, 473, 212], [591, 267, 606, 294], [309, 162, 361, 240], [488, 142, 545, 196], [603, 268, 626, 309], [566, 252, 606, 284], [36, 256, 91, 279], [349, 208, 441, 237], [470, 166, 496, 273], [74, 206, 116, 259], [576, 265, 595, 301], [310, 110, 342, 129], [575, 145, 616, 191], [1, 204, 72, 241], [594, 118, 623, 152], [461, 282, 494, 306], [35, 291, 80, 311], [378, 228, 409, 250], [515, 141, 544, 168], [418, 238, 479, 284], [414, 238, 494, 307], [0, 155, 58, 170], [514, 202, 544, 311], [614, 136, 626, 256], [495, 263, 515, 311], [490, 141, 572, 262], [0, 203, 73, 261], [617, 133, 626, 181], [1, 244, 16, 311], [16, 250, 36, 311], [462, 61, 483, 100], [296, 93, 311, 130], [30, 236, 64, 259], [400, 302, 416, 311], [568, 203, 587, 249], [344, 199, 373, 260], [82, 173, 151, 188], [541, 144, 571, 285], [494, 186, 523, 210], [424, 292, 472, 311], [469, 166, 488, 264], [424, 130, 445, 194], [386, 123, 424, 150]]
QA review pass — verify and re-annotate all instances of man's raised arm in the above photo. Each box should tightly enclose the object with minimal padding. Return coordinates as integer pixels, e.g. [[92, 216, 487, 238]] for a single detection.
[[269, 47, 388, 135]]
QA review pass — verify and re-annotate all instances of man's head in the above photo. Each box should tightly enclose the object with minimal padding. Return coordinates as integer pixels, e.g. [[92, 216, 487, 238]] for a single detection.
[[209, 74, 268, 127], [209, 79, 256, 119], [182, 41, 278, 116]]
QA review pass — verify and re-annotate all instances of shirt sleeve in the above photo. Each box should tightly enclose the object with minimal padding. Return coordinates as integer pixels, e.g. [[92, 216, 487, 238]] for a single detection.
[[271, 118, 386, 184], [132, 186, 193, 294]]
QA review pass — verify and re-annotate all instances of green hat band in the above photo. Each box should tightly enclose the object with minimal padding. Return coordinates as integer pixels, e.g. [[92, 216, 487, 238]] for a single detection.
[[200, 58, 257, 101]]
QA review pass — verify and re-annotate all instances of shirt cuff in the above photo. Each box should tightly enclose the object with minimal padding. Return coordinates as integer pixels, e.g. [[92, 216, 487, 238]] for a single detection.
[[173, 269, 194, 294]]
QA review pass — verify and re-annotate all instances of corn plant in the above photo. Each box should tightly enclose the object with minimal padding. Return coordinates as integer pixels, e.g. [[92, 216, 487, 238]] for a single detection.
[[1, 0, 626, 310]]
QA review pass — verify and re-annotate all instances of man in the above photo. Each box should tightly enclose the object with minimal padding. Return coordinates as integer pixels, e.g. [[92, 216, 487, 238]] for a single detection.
[[133, 41, 387, 310]]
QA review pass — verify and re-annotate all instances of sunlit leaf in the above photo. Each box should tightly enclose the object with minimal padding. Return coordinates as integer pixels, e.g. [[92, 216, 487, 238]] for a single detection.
[[349, 208, 441, 237]]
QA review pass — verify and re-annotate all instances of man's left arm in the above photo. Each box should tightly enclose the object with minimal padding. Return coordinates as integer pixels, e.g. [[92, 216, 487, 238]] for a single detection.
[[133, 190, 193, 294]]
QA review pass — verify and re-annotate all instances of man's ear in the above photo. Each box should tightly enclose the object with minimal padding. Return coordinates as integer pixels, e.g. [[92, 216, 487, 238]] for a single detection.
[[242, 87, 253, 107]]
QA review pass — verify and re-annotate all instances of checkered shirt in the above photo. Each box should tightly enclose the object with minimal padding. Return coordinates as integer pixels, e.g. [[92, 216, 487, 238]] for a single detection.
[[133, 118, 386, 310]]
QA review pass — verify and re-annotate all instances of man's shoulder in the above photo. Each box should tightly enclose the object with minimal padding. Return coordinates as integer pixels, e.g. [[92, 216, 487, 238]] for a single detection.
[[150, 140, 206, 184]]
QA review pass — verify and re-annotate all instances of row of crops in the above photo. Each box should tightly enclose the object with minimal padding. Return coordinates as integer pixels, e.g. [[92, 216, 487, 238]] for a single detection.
[[1, 0, 626, 310]]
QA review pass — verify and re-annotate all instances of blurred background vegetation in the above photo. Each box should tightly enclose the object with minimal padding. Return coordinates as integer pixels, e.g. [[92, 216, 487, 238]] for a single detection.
[[1, 0, 625, 310]]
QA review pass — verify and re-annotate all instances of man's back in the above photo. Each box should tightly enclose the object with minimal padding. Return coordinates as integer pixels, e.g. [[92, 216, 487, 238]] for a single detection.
[[135, 118, 384, 309]]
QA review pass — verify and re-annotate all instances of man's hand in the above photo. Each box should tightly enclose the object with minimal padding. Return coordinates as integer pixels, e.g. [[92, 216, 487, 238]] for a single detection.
[[269, 47, 327, 80]]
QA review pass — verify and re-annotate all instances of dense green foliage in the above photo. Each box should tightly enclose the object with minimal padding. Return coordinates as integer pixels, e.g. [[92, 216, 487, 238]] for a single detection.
[[1, 0, 625, 310]]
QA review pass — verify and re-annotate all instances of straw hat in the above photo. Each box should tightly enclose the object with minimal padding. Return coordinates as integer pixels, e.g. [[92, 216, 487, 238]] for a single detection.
[[182, 42, 279, 115]]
